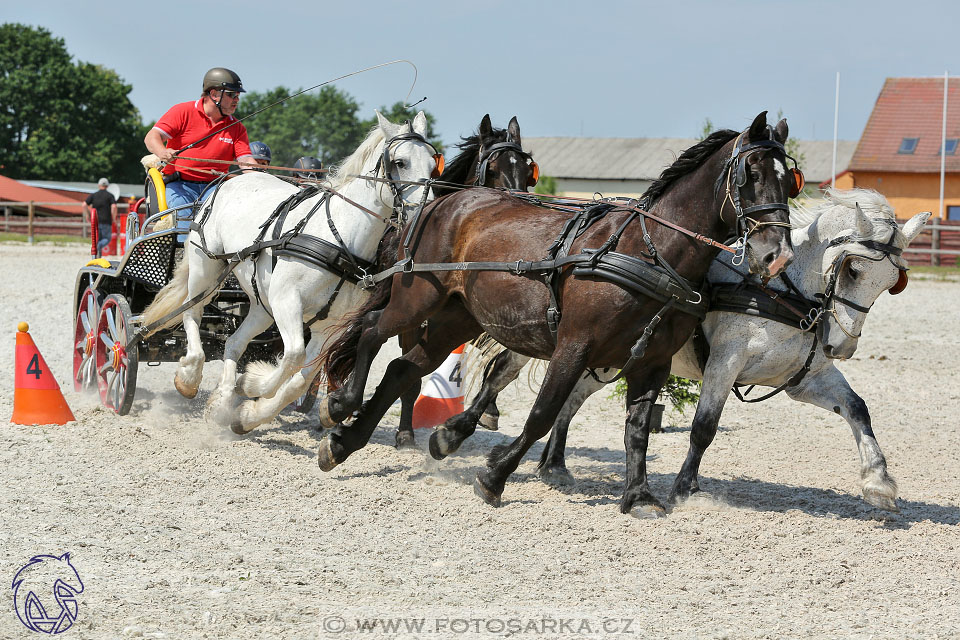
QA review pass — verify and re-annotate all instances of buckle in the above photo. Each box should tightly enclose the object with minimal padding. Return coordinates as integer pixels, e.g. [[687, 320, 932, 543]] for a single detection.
[[799, 308, 823, 332], [398, 258, 414, 273]]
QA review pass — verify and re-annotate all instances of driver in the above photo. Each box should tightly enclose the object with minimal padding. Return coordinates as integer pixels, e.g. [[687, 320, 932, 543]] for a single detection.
[[143, 67, 255, 231]]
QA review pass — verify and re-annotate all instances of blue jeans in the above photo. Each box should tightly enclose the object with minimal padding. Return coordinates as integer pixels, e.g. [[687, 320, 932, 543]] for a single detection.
[[95, 225, 112, 257], [166, 179, 214, 242]]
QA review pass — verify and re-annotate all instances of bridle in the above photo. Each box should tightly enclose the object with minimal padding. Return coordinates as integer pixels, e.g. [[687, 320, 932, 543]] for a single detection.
[[803, 213, 907, 339], [372, 131, 444, 222], [721, 127, 804, 265], [474, 137, 539, 189]]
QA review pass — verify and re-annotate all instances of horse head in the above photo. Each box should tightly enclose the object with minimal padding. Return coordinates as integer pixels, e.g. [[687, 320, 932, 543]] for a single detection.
[[810, 190, 930, 359], [372, 110, 441, 218], [475, 114, 538, 191], [723, 111, 797, 278]]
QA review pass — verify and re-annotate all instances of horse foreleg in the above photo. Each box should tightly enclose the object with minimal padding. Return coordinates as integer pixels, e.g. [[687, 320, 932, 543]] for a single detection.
[[320, 309, 387, 427], [620, 363, 672, 518], [429, 349, 531, 460], [668, 353, 742, 505], [318, 306, 480, 471], [207, 304, 274, 427], [477, 349, 529, 431], [537, 369, 610, 484], [237, 295, 305, 400], [474, 340, 589, 508], [235, 323, 329, 434], [786, 365, 898, 512]]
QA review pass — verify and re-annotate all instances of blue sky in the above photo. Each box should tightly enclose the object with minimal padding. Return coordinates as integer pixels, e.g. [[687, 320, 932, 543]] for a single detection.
[[6, 0, 958, 146]]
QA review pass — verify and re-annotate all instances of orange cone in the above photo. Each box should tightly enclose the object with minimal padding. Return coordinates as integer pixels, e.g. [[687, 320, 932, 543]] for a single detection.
[[11, 322, 75, 425], [412, 344, 466, 429]]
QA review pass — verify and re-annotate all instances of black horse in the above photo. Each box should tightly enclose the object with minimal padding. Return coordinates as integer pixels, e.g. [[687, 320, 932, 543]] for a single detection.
[[319, 112, 796, 518]]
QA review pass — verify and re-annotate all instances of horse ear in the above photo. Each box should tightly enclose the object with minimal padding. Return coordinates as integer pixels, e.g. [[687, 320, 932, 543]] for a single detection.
[[774, 118, 789, 144], [901, 211, 932, 244], [854, 203, 873, 237], [507, 116, 522, 145], [479, 114, 493, 140], [375, 110, 397, 137], [748, 111, 768, 140], [412, 111, 428, 136]]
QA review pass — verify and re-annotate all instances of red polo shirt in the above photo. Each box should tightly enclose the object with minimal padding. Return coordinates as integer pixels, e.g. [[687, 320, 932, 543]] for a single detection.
[[153, 99, 252, 182]]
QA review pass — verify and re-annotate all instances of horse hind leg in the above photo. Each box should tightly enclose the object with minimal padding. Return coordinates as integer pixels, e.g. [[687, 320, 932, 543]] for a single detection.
[[395, 329, 422, 450], [429, 348, 531, 460]]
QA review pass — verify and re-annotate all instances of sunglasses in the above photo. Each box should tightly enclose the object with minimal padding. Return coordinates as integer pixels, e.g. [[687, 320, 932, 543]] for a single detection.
[[218, 90, 240, 99]]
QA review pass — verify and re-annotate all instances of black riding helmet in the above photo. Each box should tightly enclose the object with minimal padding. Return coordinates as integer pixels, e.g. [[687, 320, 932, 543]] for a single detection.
[[294, 156, 323, 180], [203, 67, 245, 116]]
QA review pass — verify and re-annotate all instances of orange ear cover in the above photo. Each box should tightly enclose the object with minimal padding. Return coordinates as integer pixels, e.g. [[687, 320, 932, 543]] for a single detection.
[[889, 269, 908, 295], [790, 168, 805, 198], [432, 154, 444, 178], [528, 161, 540, 187]]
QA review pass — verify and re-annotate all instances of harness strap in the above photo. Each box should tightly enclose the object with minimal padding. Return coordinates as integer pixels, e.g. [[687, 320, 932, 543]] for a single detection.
[[732, 332, 819, 403], [588, 299, 677, 385]]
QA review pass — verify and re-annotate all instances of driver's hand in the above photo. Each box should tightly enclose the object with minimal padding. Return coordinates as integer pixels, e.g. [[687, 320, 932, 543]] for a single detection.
[[157, 148, 177, 162]]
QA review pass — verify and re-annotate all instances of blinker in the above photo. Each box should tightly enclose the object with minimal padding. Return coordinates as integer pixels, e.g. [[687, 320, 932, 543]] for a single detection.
[[789, 167, 805, 199], [528, 161, 540, 187], [889, 269, 908, 295], [432, 153, 444, 179]]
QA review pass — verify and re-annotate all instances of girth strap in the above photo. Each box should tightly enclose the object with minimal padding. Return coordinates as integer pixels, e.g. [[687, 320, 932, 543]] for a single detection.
[[709, 282, 816, 330]]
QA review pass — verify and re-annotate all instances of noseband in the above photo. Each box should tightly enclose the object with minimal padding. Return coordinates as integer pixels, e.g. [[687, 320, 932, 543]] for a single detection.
[[721, 127, 801, 265], [475, 138, 538, 188], [373, 132, 441, 221], [809, 217, 906, 339]]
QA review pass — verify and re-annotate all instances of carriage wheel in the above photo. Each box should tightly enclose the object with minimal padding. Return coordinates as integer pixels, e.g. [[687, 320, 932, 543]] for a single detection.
[[95, 294, 139, 415], [73, 287, 102, 393]]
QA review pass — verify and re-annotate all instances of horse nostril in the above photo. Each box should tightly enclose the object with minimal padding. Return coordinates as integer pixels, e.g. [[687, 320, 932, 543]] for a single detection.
[[763, 251, 775, 266]]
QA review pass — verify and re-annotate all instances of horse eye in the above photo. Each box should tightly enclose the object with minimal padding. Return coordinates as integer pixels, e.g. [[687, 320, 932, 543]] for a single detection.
[[847, 264, 861, 280], [393, 159, 405, 169]]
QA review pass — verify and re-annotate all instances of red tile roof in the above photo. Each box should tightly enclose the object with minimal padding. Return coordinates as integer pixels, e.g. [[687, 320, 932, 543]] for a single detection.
[[850, 77, 960, 173], [0, 174, 84, 215]]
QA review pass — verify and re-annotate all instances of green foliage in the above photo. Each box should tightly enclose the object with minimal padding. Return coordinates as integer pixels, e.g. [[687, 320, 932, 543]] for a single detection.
[[0, 24, 144, 182], [236, 85, 366, 168], [697, 118, 715, 141], [533, 175, 557, 195], [611, 374, 701, 414]]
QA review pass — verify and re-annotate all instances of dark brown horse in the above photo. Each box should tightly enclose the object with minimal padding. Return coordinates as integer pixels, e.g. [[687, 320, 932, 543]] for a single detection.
[[318, 112, 796, 518], [384, 114, 538, 448]]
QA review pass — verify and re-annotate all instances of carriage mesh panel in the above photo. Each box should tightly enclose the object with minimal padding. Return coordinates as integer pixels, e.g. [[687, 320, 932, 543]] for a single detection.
[[120, 234, 177, 289]]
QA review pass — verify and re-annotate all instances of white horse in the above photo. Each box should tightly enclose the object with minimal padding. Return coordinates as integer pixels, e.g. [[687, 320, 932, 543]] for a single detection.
[[140, 111, 438, 432], [453, 189, 929, 512]]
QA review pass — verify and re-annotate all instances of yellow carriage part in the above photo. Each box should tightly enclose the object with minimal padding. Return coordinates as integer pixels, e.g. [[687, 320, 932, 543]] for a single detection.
[[145, 167, 173, 229]]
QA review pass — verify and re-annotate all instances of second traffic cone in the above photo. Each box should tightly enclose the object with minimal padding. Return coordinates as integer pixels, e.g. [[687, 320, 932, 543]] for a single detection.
[[11, 322, 75, 426], [412, 344, 466, 429]]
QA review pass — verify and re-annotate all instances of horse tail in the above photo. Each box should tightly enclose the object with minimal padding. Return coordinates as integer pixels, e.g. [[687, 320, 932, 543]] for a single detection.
[[320, 276, 394, 390], [139, 256, 192, 336]]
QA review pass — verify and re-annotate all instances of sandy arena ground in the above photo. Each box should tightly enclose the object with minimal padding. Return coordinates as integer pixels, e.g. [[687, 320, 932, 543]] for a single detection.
[[1, 242, 958, 639]]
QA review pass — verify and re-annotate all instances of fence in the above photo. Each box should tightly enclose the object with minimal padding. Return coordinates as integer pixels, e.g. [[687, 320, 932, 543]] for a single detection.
[[899, 217, 960, 266], [2, 201, 132, 243]]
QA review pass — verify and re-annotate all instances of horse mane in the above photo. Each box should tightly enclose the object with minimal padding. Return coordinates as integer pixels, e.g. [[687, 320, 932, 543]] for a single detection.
[[797, 188, 908, 268], [641, 129, 739, 205], [435, 125, 513, 194], [325, 124, 388, 190]]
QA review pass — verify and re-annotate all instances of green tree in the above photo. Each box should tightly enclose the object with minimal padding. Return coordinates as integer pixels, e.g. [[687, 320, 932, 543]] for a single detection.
[[534, 175, 557, 195], [697, 117, 715, 141], [236, 85, 367, 167], [0, 24, 144, 182]]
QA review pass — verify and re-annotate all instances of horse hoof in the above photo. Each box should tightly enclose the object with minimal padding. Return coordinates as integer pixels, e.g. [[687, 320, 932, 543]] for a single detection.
[[317, 438, 339, 472], [864, 490, 899, 513], [478, 412, 499, 431], [473, 475, 501, 507], [629, 504, 667, 520], [317, 396, 338, 429], [537, 465, 574, 486], [395, 430, 416, 450], [174, 374, 199, 399], [428, 430, 449, 461], [230, 420, 254, 436]]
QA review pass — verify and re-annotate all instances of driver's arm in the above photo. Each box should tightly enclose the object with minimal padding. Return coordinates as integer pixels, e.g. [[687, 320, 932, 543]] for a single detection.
[[144, 128, 177, 163]]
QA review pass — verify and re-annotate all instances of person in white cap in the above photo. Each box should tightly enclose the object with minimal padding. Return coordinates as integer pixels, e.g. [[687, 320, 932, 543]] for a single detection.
[[83, 178, 117, 258]]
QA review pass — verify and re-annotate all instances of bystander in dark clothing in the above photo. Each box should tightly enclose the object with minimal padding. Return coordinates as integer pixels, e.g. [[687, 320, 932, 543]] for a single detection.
[[84, 178, 117, 258]]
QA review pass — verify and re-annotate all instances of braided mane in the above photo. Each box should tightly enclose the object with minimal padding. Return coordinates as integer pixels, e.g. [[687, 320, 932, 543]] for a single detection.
[[641, 129, 738, 205]]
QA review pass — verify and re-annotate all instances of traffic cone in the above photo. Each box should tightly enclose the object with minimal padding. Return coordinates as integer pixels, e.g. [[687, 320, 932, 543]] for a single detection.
[[11, 322, 75, 425], [412, 344, 466, 429]]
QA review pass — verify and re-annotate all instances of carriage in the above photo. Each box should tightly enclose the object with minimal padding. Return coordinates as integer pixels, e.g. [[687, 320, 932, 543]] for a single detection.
[[71, 167, 284, 415]]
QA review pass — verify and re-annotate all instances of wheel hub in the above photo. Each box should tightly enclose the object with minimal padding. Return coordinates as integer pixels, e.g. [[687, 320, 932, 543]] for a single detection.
[[111, 341, 125, 370]]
